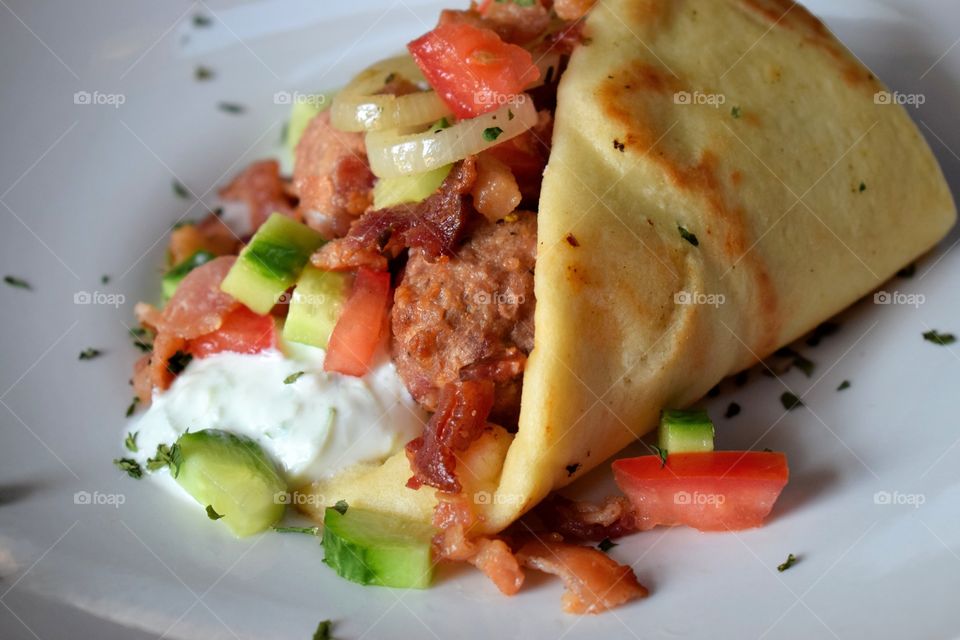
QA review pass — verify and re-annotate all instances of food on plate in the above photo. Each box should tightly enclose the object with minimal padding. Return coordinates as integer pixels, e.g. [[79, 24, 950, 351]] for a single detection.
[[121, 0, 956, 614]]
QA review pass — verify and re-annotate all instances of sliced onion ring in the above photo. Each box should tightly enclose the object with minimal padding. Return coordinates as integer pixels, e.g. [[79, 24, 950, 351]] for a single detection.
[[365, 94, 538, 179], [331, 55, 452, 133]]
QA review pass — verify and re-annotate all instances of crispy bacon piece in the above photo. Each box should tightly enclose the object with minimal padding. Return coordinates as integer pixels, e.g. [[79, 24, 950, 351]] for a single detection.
[[433, 493, 525, 595], [219, 160, 296, 231], [294, 110, 374, 238], [529, 494, 638, 542], [310, 238, 388, 272], [159, 256, 239, 339], [405, 379, 495, 492], [517, 540, 649, 614]]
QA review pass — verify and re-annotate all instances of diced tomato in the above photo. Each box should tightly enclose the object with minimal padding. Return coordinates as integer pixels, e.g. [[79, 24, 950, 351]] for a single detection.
[[408, 23, 539, 118], [187, 306, 277, 358], [612, 451, 789, 532], [323, 268, 391, 377]]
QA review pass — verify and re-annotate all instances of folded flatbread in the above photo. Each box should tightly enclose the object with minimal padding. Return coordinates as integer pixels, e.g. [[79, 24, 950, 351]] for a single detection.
[[302, 0, 956, 533]]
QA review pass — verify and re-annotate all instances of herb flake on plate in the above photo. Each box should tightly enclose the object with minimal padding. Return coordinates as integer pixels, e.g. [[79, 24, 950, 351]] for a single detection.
[[206, 505, 224, 520], [780, 391, 803, 411], [725, 402, 741, 418], [597, 538, 618, 553], [837, 380, 851, 391], [146, 443, 182, 477], [114, 457, 143, 479], [218, 101, 246, 115], [195, 65, 214, 81], [284, 371, 305, 385], [79, 348, 102, 361], [923, 330, 956, 346], [272, 525, 320, 535], [125, 396, 141, 418], [124, 431, 139, 453], [777, 553, 798, 572], [678, 225, 699, 247], [313, 620, 334, 640], [4, 275, 31, 290]]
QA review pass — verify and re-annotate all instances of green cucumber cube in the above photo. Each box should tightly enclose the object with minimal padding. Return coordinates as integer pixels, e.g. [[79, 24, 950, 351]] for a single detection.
[[659, 409, 715, 453], [282, 266, 351, 349]]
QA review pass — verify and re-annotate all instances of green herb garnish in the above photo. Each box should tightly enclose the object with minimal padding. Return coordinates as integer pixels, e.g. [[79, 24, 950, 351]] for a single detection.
[[218, 101, 246, 115], [651, 444, 668, 468], [125, 396, 141, 418], [597, 538, 618, 553], [780, 391, 803, 411], [4, 275, 31, 290], [172, 180, 190, 199], [146, 443, 183, 477], [79, 348, 102, 361], [195, 65, 214, 81], [114, 457, 143, 479], [101, 274, 111, 285], [124, 431, 139, 453], [313, 620, 334, 640], [731, 106, 742, 119], [923, 330, 956, 346], [272, 525, 321, 535], [837, 380, 851, 391], [858, 182, 866, 192], [678, 225, 699, 247], [333, 500, 349, 515], [206, 505, 224, 520], [482, 127, 504, 142], [193, 14, 212, 28], [725, 402, 741, 418], [284, 371, 305, 385], [167, 351, 192, 375], [777, 553, 798, 572], [805, 321, 839, 347]]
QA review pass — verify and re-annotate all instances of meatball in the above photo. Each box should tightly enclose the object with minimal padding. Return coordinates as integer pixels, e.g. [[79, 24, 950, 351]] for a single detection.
[[391, 212, 537, 426]]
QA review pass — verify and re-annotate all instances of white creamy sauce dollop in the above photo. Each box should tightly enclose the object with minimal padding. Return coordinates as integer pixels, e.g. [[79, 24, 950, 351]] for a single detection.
[[131, 344, 426, 487]]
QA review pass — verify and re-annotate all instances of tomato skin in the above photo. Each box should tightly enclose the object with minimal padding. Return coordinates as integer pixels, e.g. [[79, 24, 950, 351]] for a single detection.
[[323, 268, 391, 377], [612, 452, 789, 532], [187, 305, 277, 358], [408, 23, 539, 118]]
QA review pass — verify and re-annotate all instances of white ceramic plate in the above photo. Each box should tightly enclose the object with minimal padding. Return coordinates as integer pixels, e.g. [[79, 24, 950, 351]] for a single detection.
[[1, 1, 959, 638]]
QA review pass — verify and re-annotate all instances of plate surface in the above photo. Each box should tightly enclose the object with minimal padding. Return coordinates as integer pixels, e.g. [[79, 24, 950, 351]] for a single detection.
[[1, 1, 959, 638]]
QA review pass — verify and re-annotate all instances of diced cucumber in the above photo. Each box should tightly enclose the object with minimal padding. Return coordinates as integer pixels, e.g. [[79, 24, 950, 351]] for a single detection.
[[174, 429, 287, 537], [322, 506, 436, 589], [162, 250, 216, 301], [285, 95, 332, 154], [658, 409, 715, 453], [220, 213, 325, 314], [282, 266, 351, 349], [372, 164, 451, 209]]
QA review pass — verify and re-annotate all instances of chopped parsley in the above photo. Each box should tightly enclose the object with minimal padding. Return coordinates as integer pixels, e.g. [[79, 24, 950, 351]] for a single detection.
[[146, 443, 183, 477], [195, 65, 214, 81], [218, 101, 246, 115], [432, 117, 451, 133], [124, 431, 139, 453], [333, 500, 349, 515], [837, 380, 851, 391], [172, 179, 190, 199], [114, 457, 143, 479], [678, 225, 699, 247], [774, 347, 815, 377], [565, 462, 581, 477], [858, 181, 867, 193], [313, 620, 334, 640], [777, 553, 798, 572], [101, 274, 111, 285], [725, 402, 741, 418], [597, 538, 618, 553], [192, 14, 212, 28], [284, 371, 305, 385], [130, 327, 153, 353], [733, 370, 749, 387], [206, 505, 224, 520], [780, 391, 803, 411], [272, 525, 320, 535], [507, 109, 515, 121], [923, 330, 956, 346], [897, 263, 916, 278], [125, 396, 140, 418], [805, 321, 839, 347], [651, 444, 668, 468], [482, 126, 504, 142], [613, 139, 626, 152], [731, 105, 742, 119], [79, 348, 102, 361], [167, 351, 193, 375], [4, 275, 31, 290]]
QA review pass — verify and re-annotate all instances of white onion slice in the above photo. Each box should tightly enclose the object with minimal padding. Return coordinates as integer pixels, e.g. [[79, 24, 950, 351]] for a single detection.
[[331, 55, 452, 133], [365, 95, 538, 179]]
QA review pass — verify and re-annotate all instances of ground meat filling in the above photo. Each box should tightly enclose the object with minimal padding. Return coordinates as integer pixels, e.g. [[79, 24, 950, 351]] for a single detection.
[[391, 211, 536, 426]]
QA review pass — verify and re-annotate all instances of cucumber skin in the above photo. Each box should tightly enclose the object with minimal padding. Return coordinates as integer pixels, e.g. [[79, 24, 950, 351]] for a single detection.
[[322, 507, 435, 589], [220, 214, 325, 314], [175, 430, 287, 538], [659, 409, 715, 453]]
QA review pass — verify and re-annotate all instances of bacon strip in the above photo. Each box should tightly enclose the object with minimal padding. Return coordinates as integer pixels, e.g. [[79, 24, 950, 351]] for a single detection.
[[517, 540, 649, 614], [529, 494, 638, 542], [405, 379, 495, 492]]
